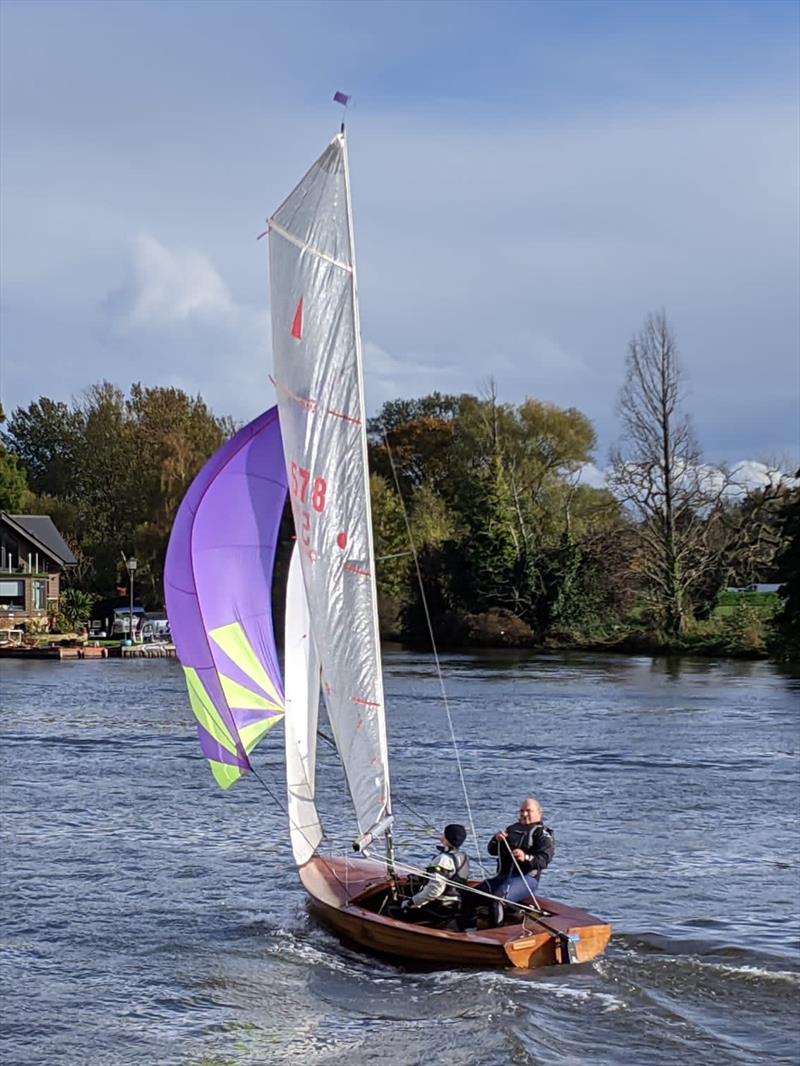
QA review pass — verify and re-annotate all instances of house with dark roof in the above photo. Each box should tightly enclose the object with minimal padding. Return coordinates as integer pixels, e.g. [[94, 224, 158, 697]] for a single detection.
[[0, 513, 77, 626]]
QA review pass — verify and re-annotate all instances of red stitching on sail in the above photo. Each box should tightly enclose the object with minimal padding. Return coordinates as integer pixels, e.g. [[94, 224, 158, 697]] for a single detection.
[[344, 563, 370, 577], [289, 388, 319, 413], [326, 407, 362, 425], [352, 697, 381, 708], [272, 378, 360, 425], [272, 377, 318, 413]]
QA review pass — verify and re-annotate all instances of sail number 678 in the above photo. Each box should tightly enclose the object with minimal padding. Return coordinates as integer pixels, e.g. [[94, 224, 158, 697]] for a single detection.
[[290, 462, 327, 513]]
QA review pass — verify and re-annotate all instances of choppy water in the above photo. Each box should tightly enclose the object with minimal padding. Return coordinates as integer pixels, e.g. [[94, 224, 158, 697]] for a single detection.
[[2, 650, 798, 1065]]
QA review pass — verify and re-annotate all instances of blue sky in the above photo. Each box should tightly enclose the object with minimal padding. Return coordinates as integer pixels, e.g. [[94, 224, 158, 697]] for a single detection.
[[1, 0, 798, 472]]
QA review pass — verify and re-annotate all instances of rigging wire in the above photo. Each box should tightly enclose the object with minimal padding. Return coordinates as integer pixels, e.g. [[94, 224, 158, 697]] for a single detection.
[[316, 728, 436, 832], [379, 424, 488, 877], [364, 848, 544, 919], [250, 724, 431, 864], [246, 763, 352, 896], [243, 767, 561, 944], [248, 764, 317, 851], [242, 764, 562, 946], [365, 846, 576, 952], [245, 768, 570, 952], [499, 834, 542, 911]]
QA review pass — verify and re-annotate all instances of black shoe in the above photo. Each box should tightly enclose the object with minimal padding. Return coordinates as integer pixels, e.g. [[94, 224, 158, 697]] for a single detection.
[[488, 902, 504, 927]]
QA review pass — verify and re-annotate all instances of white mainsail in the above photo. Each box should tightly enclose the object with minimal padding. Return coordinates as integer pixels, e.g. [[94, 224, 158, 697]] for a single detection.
[[269, 132, 391, 841], [284, 545, 323, 865]]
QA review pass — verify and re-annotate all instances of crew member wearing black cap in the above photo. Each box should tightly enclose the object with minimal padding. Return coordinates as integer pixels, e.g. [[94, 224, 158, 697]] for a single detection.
[[394, 823, 470, 926]]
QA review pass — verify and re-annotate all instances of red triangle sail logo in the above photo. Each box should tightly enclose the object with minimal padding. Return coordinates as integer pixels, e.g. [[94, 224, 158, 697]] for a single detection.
[[291, 298, 303, 340]]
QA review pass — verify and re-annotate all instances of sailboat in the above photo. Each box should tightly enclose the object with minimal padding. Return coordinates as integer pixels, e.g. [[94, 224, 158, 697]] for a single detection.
[[164, 128, 611, 969]]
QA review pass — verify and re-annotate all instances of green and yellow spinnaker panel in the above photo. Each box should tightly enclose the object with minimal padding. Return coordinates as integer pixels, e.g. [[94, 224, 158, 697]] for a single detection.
[[164, 407, 288, 788]]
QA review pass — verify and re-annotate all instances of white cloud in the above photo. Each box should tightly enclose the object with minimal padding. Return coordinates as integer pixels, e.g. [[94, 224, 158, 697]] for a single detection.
[[121, 234, 234, 327], [589, 457, 798, 502], [726, 460, 799, 496], [96, 235, 273, 419], [362, 339, 459, 410], [577, 463, 607, 489], [689, 459, 800, 499]]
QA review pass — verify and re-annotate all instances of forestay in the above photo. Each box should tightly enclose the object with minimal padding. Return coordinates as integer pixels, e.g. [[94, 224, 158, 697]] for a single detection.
[[269, 132, 391, 839], [164, 407, 288, 789]]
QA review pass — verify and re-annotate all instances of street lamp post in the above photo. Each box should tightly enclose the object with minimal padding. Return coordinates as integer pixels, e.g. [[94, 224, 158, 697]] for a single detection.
[[127, 556, 138, 643]]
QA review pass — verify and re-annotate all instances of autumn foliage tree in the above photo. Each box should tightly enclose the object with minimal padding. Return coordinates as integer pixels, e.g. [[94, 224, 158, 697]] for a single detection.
[[3, 383, 230, 601], [772, 485, 800, 659], [5, 370, 793, 656], [0, 403, 30, 511], [368, 385, 613, 644]]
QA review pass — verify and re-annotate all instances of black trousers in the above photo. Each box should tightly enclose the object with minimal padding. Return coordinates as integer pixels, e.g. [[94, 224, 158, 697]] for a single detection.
[[391, 899, 460, 925]]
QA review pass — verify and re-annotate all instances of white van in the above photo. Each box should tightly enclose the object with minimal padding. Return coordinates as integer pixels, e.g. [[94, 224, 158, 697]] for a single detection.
[[141, 618, 171, 643], [111, 608, 145, 638]]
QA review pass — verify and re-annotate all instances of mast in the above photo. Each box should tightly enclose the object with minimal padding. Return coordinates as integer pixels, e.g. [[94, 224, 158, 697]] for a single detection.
[[268, 130, 394, 863], [340, 129, 396, 882]]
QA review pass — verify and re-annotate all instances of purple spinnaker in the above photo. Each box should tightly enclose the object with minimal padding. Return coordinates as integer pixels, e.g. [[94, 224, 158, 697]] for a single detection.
[[164, 406, 288, 777]]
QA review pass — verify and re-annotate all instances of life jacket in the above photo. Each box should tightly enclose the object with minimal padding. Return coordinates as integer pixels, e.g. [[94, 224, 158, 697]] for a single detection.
[[494, 822, 555, 877], [428, 847, 469, 902], [450, 848, 469, 885]]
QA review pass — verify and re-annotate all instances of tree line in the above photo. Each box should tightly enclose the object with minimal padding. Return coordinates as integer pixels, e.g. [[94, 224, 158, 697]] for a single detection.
[[1, 312, 797, 658], [0, 383, 231, 609]]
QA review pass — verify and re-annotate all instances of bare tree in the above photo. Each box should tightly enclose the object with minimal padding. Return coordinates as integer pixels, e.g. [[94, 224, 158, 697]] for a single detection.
[[609, 312, 793, 636], [609, 311, 710, 635]]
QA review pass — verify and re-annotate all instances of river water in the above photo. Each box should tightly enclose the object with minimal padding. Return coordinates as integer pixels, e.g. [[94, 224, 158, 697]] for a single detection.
[[1, 650, 798, 1065]]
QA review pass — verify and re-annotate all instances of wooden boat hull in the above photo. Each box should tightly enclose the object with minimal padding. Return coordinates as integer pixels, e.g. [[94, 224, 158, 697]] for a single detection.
[[300, 855, 611, 969]]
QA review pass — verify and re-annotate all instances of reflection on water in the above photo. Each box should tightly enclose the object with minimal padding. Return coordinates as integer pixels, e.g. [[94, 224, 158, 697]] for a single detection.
[[1, 651, 798, 1065]]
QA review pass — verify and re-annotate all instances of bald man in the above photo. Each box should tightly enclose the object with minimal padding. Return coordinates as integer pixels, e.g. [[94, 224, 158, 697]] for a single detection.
[[460, 797, 555, 930]]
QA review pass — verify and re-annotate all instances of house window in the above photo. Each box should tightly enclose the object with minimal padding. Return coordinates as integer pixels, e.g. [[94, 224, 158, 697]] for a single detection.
[[0, 532, 19, 572], [33, 580, 47, 611], [0, 580, 25, 609]]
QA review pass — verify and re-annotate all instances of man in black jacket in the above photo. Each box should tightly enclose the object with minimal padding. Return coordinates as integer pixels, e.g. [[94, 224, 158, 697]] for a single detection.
[[460, 797, 555, 929]]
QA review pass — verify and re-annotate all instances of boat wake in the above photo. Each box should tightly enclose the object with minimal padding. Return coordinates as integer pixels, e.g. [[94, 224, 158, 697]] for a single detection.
[[615, 930, 799, 973]]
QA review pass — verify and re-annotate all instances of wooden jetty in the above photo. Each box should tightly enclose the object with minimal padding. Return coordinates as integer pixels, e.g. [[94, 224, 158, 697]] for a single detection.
[[0, 644, 109, 659], [119, 643, 176, 658], [0, 643, 176, 660]]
